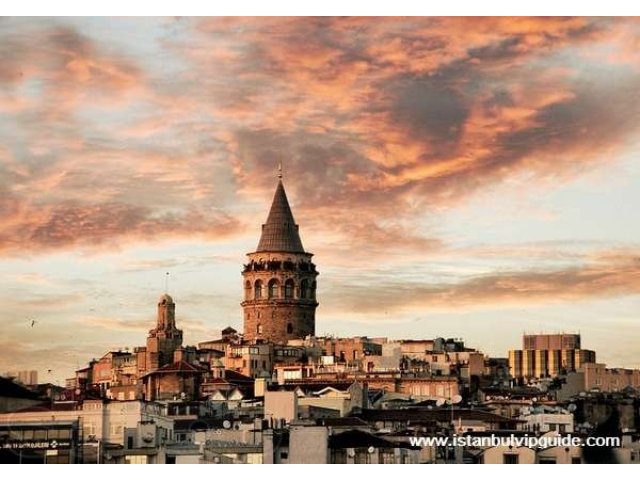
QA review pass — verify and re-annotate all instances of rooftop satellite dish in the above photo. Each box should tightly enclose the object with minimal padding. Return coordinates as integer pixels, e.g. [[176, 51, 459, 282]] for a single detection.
[[452, 395, 462, 405], [436, 398, 445, 407], [222, 420, 232, 429]]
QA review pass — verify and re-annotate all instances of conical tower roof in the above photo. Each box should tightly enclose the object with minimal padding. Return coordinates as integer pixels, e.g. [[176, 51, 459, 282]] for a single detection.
[[256, 180, 305, 253]]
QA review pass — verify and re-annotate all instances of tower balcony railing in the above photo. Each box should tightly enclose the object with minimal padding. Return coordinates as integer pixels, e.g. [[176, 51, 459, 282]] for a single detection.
[[241, 297, 318, 306], [242, 261, 317, 274]]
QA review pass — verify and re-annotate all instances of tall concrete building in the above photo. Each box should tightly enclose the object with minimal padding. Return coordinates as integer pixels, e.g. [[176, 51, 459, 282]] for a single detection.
[[242, 177, 319, 344], [4, 370, 38, 386], [509, 333, 595, 381]]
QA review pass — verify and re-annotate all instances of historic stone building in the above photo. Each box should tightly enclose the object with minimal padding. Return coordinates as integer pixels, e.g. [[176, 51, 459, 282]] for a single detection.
[[242, 178, 319, 344], [142, 294, 184, 373]]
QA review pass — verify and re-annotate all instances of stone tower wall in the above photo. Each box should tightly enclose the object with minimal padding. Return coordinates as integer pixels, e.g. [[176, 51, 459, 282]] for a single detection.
[[242, 251, 318, 343]]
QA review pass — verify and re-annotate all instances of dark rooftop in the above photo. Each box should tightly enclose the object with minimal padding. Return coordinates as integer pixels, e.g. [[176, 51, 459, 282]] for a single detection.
[[0, 377, 41, 400], [315, 417, 370, 428], [255, 180, 305, 253], [329, 429, 420, 450], [356, 408, 524, 425]]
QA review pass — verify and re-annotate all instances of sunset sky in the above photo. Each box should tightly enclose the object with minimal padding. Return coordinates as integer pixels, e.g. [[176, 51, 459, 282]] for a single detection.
[[1, 17, 640, 383]]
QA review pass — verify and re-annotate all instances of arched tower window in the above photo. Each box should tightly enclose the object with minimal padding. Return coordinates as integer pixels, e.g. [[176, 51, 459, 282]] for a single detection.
[[300, 279, 309, 299], [285, 279, 294, 299], [311, 281, 317, 300], [287, 323, 293, 334], [268, 279, 279, 299], [254, 280, 263, 300], [245, 280, 252, 300]]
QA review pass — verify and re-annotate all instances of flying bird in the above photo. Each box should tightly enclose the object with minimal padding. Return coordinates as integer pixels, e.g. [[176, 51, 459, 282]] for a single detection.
[[30, 320, 36, 327]]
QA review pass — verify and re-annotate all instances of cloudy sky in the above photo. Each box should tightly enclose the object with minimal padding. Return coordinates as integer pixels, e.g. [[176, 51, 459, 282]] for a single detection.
[[1, 17, 640, 383]]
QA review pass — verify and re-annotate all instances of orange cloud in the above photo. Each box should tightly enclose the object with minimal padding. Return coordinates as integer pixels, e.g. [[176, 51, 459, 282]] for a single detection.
[[0, 197, 242, 255], [322, 251, 640, 315], [1, 17, 639, 262]]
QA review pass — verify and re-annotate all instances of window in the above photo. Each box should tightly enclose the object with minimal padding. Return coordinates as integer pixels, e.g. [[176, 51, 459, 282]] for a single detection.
[[85, 423, 96, 436], [332, 451, 347, 464], [254, 280, 263, 300], [50, 429, 71, 440], [355, 450, 371, 464], [257, 324, 263, 335], [379, 449, 395, 464], [125, 455, 148, 464], [539, 458, 556, 464], [268, 279, 279, 299], [285, 279, 294, 299], [280, 451, 288, 460], [572, 457, 581, 464], [287, 323, 293, 334], [311, 281, 317, 299], [503, 454, 519, 464], [245, 281, 252, 300], [300, 279, 309, 299]]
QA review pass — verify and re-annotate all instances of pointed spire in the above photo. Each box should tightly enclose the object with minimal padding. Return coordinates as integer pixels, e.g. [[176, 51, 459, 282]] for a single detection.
[[256, 180, 305, 253]]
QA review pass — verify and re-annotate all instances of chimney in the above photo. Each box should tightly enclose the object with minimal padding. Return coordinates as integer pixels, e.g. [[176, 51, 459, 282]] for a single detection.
[[173, 347, 185, 363]]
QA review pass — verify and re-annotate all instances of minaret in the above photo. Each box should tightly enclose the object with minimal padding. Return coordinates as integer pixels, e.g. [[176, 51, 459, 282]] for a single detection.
[[146, 293, 183, 371], [242, 173, 319, 344]]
